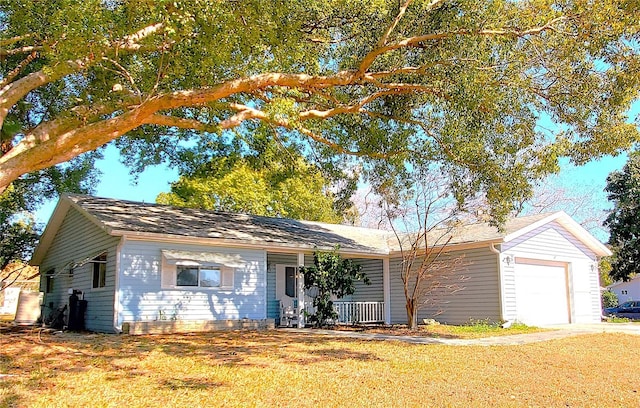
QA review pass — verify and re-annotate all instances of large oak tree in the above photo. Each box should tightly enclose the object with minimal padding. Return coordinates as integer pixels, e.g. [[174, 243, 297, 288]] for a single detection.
[[1, 0, 639, 223]]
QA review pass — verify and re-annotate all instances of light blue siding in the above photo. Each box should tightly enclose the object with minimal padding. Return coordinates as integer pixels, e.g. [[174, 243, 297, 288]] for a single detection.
[[117, 240, 267, 327], [350, 258, 384, 302], [38, 208, 120, 332], [389, 247, 501, 325]]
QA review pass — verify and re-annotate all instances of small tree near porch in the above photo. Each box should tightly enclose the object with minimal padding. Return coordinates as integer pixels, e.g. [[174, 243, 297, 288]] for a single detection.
[[384, 170, 468, 330], [300, 247, 370, 327]]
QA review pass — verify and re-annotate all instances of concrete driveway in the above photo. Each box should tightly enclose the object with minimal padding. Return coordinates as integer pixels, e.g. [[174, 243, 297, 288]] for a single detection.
[[286, 322, 640, 346]]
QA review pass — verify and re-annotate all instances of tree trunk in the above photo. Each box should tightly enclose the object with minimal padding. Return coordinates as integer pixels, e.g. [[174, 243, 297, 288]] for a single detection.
[[406, 298, 418, 330]]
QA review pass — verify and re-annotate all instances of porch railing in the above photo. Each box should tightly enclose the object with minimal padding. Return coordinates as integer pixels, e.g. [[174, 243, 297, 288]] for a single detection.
[[333, 301, 385, 324]]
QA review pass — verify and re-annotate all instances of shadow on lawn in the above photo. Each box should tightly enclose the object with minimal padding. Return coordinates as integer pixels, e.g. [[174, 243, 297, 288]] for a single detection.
[[0, 329, 382, 379]]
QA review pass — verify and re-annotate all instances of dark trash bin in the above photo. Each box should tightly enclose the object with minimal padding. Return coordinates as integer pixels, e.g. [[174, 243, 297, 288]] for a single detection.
[[68, 292, 87, 331]]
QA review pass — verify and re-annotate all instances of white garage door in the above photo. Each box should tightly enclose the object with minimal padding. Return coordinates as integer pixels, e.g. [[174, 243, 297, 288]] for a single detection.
[[514, 261, 569, 326]]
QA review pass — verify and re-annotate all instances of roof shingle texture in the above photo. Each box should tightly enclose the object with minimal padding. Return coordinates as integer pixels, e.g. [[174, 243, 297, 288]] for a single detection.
[[68, 195, 554, 254]]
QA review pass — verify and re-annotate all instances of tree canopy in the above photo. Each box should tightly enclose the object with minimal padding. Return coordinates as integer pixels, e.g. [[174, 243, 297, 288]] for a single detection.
[[157, 155, 344, 223], [1, 0, 639, 224], [604, 151, 640, 282]]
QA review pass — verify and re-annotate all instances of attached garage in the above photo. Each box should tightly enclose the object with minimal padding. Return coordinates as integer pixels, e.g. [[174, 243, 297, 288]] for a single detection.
[[389, 211, 611, 326], [514, 260, 570, 326]]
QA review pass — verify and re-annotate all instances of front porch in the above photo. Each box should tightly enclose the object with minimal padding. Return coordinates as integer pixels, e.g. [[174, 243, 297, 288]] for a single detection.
[[267, 252, 388, 327], [283, 300, 385, 326], [332, 301, 385, 324]]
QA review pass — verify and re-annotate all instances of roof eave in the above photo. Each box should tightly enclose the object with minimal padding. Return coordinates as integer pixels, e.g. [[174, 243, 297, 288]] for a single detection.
[[387, 239, 504, 257], [30, 195, 113, 266], [111, 230, 391, 257]]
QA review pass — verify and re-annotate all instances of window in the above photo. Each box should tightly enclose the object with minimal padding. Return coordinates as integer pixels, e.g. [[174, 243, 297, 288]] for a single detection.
[[92, 253, 107, 289], [45, 269, 55, 293], [177, 265, 221, 288], [285, 266, 296, 298]]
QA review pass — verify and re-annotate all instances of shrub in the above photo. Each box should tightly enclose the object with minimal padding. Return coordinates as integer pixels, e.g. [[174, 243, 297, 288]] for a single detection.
[[602, 290, 618, 309]]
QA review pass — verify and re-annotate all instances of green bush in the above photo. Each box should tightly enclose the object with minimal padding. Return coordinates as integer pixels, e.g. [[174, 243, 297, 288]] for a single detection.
[[602, 290, 618, 309]]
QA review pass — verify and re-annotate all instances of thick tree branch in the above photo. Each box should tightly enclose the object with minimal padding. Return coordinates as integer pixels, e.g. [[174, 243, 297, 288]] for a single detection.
[[117, 23, 165, 52], [0, 22, 168, 130], [0, 45, 43, 57]]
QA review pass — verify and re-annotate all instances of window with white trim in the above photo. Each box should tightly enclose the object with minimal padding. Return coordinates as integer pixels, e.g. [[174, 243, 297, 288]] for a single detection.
[[92, 253, 107, 288], [177, 265, 222, 288], [161, 256, 235, 290]]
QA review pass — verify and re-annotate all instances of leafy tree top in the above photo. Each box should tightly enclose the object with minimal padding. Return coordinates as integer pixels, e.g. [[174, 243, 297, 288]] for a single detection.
[[604, 151, 640, 281], [1, 0, 639, 225], [156, 155, 344, 223]]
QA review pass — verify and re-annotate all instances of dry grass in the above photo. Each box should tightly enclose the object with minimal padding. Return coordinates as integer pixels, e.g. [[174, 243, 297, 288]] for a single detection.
[[1, 329, 639, 408]]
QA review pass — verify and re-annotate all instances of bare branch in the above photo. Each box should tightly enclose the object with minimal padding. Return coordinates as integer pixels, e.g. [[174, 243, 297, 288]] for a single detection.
[[358, 15, 568, 77], [0, 51, 38, 88], [0, 34, 34, 47], [143, 114, 217, 132], [377, 0, 414, 48], [117, 23, 165, 52]]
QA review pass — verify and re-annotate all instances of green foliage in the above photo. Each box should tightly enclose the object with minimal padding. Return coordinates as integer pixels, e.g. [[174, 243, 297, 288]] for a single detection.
[[601, 290, 618, 309], [599, 257, 614, 287], [300, 247, 370, 327], [1, 0, 640, 227], [156, 152, 344, 223], [460, 319, 535, 333], [0, 151, 100, 269], [604, 316, 631, 323], [604, 151, 640, 281]]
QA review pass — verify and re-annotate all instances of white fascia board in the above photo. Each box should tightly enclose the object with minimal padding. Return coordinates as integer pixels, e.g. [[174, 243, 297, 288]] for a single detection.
[[387, 239, 503, 257]]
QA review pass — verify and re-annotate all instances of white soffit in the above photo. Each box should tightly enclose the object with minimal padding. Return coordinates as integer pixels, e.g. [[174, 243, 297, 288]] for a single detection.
[[161, 250, 246, 268]]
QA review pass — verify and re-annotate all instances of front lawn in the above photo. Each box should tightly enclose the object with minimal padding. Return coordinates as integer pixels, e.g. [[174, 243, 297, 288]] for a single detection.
[[337, 321, 545, 339], [1, 329, 638, 407]]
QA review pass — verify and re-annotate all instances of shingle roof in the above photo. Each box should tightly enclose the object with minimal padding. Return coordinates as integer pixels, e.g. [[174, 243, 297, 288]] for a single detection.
[[30, 194, 608, 263], [66, 195, 394, 254]]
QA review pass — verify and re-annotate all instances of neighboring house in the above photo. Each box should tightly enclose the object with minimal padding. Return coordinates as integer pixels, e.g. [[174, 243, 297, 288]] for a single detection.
[[607, 276, 640, 303], [30, 195, 611, 333]]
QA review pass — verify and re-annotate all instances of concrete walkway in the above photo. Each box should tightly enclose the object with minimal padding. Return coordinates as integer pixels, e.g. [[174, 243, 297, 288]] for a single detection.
[[284, 323, 640, 346]]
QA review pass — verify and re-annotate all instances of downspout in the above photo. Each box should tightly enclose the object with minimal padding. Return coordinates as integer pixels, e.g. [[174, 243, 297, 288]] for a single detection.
[[382, 257, 391, 324], [489, 242, 509, 326], [113, 236, 126, 333]]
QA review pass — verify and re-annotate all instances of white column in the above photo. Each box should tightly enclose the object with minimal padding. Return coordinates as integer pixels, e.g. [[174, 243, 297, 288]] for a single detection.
[[297, 252, 305, 328], [383, 257, 391, 324]]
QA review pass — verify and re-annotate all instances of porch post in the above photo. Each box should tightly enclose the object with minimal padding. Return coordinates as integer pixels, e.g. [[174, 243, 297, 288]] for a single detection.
[[383, 257, 391, 324], [297, 252, 305, 328]]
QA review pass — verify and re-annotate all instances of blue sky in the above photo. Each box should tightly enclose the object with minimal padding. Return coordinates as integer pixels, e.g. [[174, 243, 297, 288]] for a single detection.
[[35, 102, 638, 243]]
